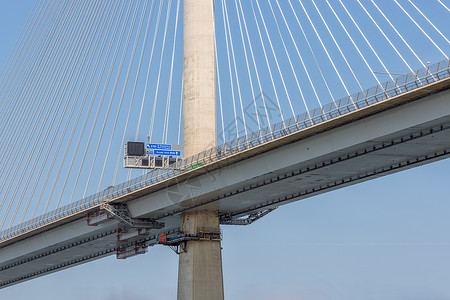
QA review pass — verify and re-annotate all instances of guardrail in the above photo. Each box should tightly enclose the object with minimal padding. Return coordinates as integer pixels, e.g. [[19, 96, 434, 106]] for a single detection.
[[1, 58, 449, 243]]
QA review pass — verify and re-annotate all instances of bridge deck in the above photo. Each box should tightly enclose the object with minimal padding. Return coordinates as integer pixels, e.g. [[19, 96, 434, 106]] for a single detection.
[[0, 61, 450, 287]]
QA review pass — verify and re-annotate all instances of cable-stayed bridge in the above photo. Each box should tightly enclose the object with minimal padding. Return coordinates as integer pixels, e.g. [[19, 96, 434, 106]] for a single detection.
[[0, 1, 449, 299]]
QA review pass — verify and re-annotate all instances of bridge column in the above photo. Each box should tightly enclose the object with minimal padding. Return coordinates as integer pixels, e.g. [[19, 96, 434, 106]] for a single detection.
[[179, 0, 223, 300]]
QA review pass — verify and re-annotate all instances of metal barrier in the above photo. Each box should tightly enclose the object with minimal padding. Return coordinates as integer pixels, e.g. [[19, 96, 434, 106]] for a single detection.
[[1, 58, 449, 242]]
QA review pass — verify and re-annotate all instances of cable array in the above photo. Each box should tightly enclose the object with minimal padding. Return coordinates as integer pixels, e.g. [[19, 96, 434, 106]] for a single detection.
[[0, 0, 183, 229], [215, 0, 449, 141]]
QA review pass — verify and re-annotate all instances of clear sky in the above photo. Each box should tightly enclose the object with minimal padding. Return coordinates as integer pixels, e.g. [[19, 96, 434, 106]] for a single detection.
[[1, 1, 450, 300]]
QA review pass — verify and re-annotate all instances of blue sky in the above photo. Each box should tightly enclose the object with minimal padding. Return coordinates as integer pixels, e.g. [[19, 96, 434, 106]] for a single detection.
[[0, 1, 450, 299]]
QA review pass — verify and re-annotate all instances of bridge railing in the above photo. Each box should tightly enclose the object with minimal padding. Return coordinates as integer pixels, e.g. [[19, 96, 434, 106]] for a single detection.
[[1, 58, 449, 243]]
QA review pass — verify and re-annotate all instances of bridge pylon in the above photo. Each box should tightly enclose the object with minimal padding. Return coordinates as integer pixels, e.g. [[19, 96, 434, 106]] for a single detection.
[[179, 0, 223, 300]]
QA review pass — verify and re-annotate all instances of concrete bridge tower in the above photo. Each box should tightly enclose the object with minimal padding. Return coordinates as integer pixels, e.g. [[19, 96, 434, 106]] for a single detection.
[[179, 0, 223, 299]]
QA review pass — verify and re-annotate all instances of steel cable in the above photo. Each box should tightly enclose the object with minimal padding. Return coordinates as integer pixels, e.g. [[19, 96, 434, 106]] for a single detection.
[[97, 0, 153, 193], [26, 0, 119, 219], [1, 0, 91, 228], [12, 0, 108, 224], [54, 0, 129, 208]]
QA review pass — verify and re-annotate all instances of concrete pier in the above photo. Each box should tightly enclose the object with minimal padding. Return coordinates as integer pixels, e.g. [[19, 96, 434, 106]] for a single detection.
[[177, 212, 224, 300], [179, 1, 223, 299]]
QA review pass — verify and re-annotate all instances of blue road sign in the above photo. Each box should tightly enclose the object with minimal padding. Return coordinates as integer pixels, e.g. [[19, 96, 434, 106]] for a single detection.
[[153, 150, 181, 156], [146, 143, 172, 150]]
